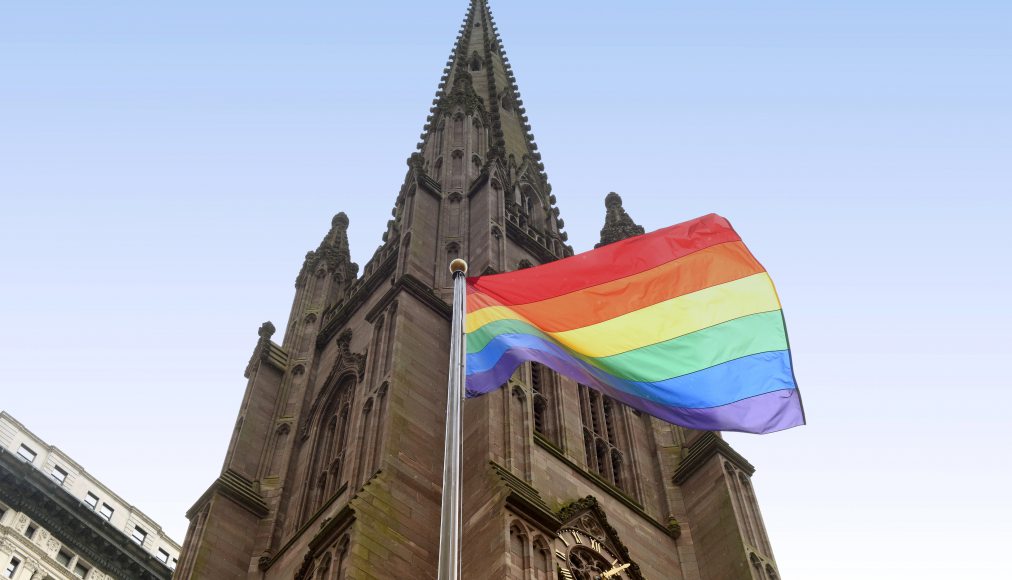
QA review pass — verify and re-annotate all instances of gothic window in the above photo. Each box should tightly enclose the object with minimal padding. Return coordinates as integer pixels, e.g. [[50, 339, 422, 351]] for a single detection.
[[357, 398, 375, 487], [472, 154, 482, 176], [370, 382, 389, 475], [530, 362, 559, 446], [315, 553, 330, 580], [532, 537, 552, 580], [469, 51, 482, 71], [304, 377, 355, 520], [383, 303, 396, 376], [434, 158, 443, 183], [403, 186, 415, 227], [750, 553, 764, 579], [400, 233, 412, 275], [435, 121, 445, 152], [453, 113, 464, 145], [471, 118, 484, 154], [508, 523, 529, 578], [578, 384, 629, 490], [370, 315, 386, 383], [501, 93, 512, 112], [451, 149, 464, 189], [335, 536, 349, 580]]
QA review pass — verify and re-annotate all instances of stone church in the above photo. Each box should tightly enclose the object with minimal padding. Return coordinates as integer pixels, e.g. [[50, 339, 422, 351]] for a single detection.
[[175, 1, 782, 578]]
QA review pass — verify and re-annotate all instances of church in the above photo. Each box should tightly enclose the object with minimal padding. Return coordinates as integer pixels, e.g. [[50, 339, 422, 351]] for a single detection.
[[175, 1, 782, 578]]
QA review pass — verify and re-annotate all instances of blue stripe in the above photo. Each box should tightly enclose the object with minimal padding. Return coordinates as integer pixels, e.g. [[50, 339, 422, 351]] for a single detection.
[[465, 335, 795, 409]]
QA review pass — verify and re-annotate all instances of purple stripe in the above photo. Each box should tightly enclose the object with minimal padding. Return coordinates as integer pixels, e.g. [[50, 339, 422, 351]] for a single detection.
[[465, 346, 804, 434]]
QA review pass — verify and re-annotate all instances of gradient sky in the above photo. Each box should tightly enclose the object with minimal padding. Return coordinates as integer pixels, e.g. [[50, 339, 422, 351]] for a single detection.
[[1, 1, 1010, 578]]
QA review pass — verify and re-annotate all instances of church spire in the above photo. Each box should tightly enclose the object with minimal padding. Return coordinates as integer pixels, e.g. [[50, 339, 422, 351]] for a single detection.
[[389, 0, 572, 287]]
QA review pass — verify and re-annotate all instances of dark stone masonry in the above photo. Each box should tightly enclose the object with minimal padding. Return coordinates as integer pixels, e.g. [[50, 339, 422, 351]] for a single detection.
[[175, 2, 781, 578]]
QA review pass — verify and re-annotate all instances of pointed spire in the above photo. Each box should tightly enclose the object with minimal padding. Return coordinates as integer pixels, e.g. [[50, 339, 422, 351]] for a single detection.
[[295, 212, 359, 288], [597, 192, 645, 248]]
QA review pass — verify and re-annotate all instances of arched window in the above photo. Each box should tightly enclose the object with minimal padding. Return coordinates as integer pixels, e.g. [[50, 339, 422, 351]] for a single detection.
[[578, 384, 629, 490], [315, 553, 331, 580], [532, 537, 552, 580], [435, 121, 445, 153], [370, 315, 386, 383], [357, 398, 375, 487], [335, 535, 350, 580], [469, 51, 482, 71], [530, 362, 559, 445], [471, 118, 484, 154], [371, 383, 389, 475], [508, 524, 529, 578], [303, 376, 355, 521], [451, 149, 464, 189], [452, 113, 464, 145]]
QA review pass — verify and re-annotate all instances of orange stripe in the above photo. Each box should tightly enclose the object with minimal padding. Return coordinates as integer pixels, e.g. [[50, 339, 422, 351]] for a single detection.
[[468, 241, 765, 332]]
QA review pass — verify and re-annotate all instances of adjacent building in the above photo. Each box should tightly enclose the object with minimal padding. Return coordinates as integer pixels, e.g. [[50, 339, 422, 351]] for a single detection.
[[176, 1, 782, 578], [0, 411, 180, 580]]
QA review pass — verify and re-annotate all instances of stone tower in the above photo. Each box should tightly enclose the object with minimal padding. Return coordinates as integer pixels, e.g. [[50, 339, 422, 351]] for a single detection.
[[174, 2, 782, 579]]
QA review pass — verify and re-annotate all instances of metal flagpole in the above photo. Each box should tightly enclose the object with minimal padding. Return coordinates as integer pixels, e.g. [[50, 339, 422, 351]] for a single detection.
[[438, 259, 467, 580]]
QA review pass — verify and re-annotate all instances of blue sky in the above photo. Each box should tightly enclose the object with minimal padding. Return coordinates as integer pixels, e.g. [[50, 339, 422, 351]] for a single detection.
[[1, 1, 1009, 577]]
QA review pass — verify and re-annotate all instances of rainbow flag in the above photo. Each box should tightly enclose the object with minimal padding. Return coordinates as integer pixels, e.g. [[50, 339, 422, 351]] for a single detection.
[[464, 214, 804, 434]]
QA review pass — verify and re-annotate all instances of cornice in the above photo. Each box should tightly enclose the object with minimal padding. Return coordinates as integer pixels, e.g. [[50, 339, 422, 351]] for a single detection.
[[0, 448, 171, 580], [489, 461, 561, 535], [186, 469, 268, 521], [673, 431, 755, 485]]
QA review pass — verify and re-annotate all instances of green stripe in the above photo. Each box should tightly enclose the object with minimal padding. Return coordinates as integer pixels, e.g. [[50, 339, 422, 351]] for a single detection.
[[466, 310, 788, 383]]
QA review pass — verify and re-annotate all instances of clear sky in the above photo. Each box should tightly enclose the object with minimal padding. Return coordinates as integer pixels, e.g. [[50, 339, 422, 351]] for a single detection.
[[1, 1, 1009, 578]]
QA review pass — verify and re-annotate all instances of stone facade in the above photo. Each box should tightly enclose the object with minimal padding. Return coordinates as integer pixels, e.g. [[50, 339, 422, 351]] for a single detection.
[[175, 1, 782, 578], [0, 412, 180, 580]]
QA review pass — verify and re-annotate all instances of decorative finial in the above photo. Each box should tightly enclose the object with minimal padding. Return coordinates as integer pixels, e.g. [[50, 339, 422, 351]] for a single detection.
[[597, 192, 645, 248], [331, 212, 349, 229], [449, 259, 468, 274], [258, 321, 276, 340]]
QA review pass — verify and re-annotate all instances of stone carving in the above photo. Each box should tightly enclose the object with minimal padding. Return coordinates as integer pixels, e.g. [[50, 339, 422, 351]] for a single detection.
[[556, 496, 645, 580], [258, 321, 276, 340], [596, 192, 644, 248]]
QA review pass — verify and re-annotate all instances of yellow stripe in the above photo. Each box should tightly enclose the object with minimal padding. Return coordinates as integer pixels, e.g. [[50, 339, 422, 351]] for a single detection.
[[466, 273, 782, 358]]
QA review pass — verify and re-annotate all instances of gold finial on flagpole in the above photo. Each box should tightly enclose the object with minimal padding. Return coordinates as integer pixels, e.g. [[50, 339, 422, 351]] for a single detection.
[[449, 258, 468, 274]]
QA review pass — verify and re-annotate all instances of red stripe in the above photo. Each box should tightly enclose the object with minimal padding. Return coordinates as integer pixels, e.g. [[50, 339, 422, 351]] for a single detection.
[[466, 213, 740, 306]]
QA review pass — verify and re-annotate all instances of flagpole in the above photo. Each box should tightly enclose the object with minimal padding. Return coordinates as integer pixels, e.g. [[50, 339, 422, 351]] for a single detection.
[[438, 258, 467, 580]]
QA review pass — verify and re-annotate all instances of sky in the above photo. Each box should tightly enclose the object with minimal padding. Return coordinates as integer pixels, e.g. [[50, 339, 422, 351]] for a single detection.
[[1, 1, 1010, 578]]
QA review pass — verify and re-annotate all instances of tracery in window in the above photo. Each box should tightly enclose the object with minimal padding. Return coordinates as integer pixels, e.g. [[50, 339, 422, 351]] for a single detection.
[[303, 377, 355, 520], [578, 384, 628, 489], [530, 362, 559, 446]]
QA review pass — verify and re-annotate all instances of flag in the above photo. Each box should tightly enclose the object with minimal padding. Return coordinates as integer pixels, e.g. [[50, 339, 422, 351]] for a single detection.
[[463, 214, 804, 434]]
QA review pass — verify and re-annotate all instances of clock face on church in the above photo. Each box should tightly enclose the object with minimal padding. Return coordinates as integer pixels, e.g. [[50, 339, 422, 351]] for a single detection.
[[556, 527, 631, 580]]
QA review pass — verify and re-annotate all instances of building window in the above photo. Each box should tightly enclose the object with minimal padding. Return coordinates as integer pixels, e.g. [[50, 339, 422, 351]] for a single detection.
[[57, 549, 73, 567], [73, 562, 90, 578], [530, 362, 559, 445], [132, 525, 147, 545], [52, 465, 68, 485], [578, 385, 629, 490], [4, 556, 20, 578], [157, 548, 170, 564], [99, 503, 114, 520], [85, 492, 99, 509], [17, 444, 36, 463], [24, 523, 37, 539], [171, 558, 178, 570]]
